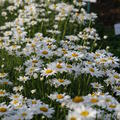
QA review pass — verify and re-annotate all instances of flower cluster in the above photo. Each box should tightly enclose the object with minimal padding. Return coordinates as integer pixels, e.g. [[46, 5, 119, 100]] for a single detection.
[[0, 0, 119, 120]]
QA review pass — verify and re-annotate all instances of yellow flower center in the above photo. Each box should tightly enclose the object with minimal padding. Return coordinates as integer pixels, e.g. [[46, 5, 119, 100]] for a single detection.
[[90, 98, 98, 103], [76, 12, 79, 17], [13, 95, 19, 99], [105, 99, 111, 103], [100, 58, 107, 63], [95, 84, 99, 87], [0, 91, 5, 95], [57, 94, 64, 99], [63, 50, 68, 54], [31, 44, 35, 48], [48, 45, 51, 49], [61, 9, 65, 15], [0, 73, 6, 77], [54, 4, 57, 9], [100, 93, 104, 95], [13, 100, 19, 104], [22, 112, 27, 117], [0, 41, 3, 46], [87, 61, 92, 64], [109, 104, 116, 108], [80, 111, 89, 117], [66, 64, 72, 68], [95, 53, 100, 57], [47, 40, 51, 43], [91, 93, 97, 97], [32, 100, 37, 104], [72, 96, 84, 103], [16, 104, 23, 109], [89, 68, 95, 73], [116, 87, 120, 90], [58, 79, 64, 83], [70, 117, 77, 120], [108, 57, 113, 60], [0, 107, 7, 112], [29, 67, 34, 73], [32, 60, 38, 63], [45, 69, 53, 74], [40, 107, 48, 112], [42, 50, 48, 55], [114, 75, 119, 79], [72, 53, 78, 57], [56, 64, 63, 69], [12, 45, 17, 49], [3, 82, 8, 85]]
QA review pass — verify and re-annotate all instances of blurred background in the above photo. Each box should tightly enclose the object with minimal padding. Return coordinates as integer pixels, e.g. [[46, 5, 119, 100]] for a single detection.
[[91, 0, 120, 57], [92, 0, 120, 27]]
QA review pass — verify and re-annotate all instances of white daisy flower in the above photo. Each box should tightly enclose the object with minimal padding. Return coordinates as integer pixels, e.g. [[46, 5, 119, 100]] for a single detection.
[[0, 90, 9, 97], [13, 107, 34, 120], [41, 68, 56, 77], [48, 92, 70, 103], [91, 82, 103, 90], [64, 51, 84, 61], [47, 61, 67, 73], [49, 78, 71, 87], [0, 79, 13, 85], [66, 111, 81, 120], [18, 76, 29, 83], [0, 73, 7, 78], [75, 105, 97, 120], [66, 96, 86, 109], [34, 103, 54, 118], [0, 103, 13, 117]]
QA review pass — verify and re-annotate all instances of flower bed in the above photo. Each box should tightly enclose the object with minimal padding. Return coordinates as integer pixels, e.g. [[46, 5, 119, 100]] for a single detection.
[[0, 0, 120, 120]]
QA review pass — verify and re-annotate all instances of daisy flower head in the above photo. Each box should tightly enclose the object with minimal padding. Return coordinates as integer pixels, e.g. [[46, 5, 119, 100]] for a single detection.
[[73, 0, 86, 7], [48, 92, 70, 103], [0, 89, 9, 97], [18, 76, 29, 83], [66, 111, 81, 120], [37, 48, 53, 58], [0, 73, 7, 78], [27, 99, 42, 108], [49, 78, 71, 87], [86, 96, 100, 107], [83, 66, 104, 77], [41, 68, 56, 77], [64, 51, 84, 61], [25, 66, 40, 76], [99, 94, 119, 109], [31, 89, 36, 94], [66, 96, 85, 109], [75, 105, 97, 120], [13, 85, 23, 92], [13, 107, 34, 120], [107, 103, 118, 112], [9, 93, 23, 100], [0, 79, 13, 85], [34, 103, 54, 118], [47, 61, 67, 73], [10, 98, 23, 107], [66, 63, 74, 73], [91, 82, 103, 91], [0, 102, 13, 117], [65, 35, 79, 42], [35, 32, 43, 40]]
